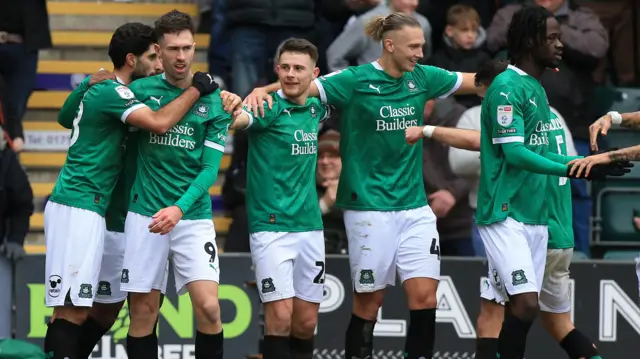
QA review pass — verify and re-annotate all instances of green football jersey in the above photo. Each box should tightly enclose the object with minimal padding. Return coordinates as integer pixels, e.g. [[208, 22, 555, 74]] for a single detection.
[[476, 65, 553, 226], [546, 110, 574, 249], [245, 90, 331, 233], [50, 80, 147, 216], [105, 128, 139, 233], [313, 62, 462, 211], [127, 74, 232, 220]]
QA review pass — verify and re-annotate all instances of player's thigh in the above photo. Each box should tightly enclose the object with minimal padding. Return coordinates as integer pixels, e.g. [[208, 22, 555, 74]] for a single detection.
[[539, 248, 572, 313], [345, 209, 398, 293], [478, 218, 539, 297], [45, 202, 105, 307], [170, 219, 220, 295], [95, 231, 127, 304], [525, 224, 549, 293], [121, 212, 169, 294], [292, 230, 326, 304], [396, 206, 441, 283], [250, 231, 297, 303]]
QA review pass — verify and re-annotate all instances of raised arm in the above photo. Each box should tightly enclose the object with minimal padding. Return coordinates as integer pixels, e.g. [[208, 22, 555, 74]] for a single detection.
[[127, 72, 223, 134], [589, 110, 640, 152]]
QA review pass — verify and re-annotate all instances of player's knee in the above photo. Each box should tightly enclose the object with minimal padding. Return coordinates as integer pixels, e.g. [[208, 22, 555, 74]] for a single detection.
[[353, 292, 384, 319], [54, 306, 90, 325], [266, 307, 293, 335], [404, 278, 438, 309], [510, 293, 539, 321], [90, 302, 125, 329], [194, 297, 221, 326], [477, 300, 503, 337], [291, 312, 318, 338], [129, 294, 160, 327]]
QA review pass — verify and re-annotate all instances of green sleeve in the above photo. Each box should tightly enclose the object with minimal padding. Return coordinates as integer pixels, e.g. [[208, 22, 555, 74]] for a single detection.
[[313, 67, 358, 108], [543, 152, 583, 165], [413, 64, 462, 99], [244, 101, 276, 131], [58, 77, 90, 129], [502, 142, 568, 177], [174, 147, 223, 214]]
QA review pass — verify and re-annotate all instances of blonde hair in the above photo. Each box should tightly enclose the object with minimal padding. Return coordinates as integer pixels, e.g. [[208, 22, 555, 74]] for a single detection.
[[364, 13, 422, 42], [446, 5, 481, 28]]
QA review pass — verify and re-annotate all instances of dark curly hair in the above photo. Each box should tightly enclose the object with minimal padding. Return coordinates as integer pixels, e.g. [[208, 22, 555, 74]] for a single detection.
[[108, 22, 157, 69]]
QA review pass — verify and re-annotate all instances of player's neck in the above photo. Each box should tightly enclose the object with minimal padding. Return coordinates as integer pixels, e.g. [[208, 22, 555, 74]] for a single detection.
[[113, 69, 132, 85], [165, 72, 194, 89], [377, 57, 404, 78], [282, 90, 308, 106], [515, 59, 544, 80]]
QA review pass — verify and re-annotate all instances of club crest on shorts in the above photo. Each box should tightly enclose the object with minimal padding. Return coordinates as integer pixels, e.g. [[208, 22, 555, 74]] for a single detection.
[[78, 284, 93, 299], [97, 281, 112, 296], [511, 269, 528, 286], [358, 269, 375, 286], [48, 275, 62, 298], [121, 269, 130, 284], [261, 278, 276, 294]]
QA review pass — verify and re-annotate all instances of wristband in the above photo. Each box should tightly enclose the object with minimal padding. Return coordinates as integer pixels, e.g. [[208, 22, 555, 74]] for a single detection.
[[422, 125, 436, 138], [608, 111, 622, 125]]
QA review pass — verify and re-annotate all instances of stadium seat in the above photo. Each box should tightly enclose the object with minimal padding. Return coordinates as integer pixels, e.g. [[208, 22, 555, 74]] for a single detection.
[[603, 250, 639, 261], [21, 152, 231, 171], [46, 2, 199, 17], [592, 186, 640, 246], [572, 251, 589, 261], [51, 31, 209, 49], [608, 87, 640, 113]]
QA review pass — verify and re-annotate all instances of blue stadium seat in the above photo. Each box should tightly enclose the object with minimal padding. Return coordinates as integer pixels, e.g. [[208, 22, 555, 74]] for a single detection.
[[592, 186, 640, 246], [572, 251, 589, 261]]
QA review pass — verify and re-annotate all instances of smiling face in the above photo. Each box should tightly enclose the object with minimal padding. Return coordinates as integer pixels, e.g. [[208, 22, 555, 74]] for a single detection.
[[277, 51, 319, 99], [384, 25, 425, 72]]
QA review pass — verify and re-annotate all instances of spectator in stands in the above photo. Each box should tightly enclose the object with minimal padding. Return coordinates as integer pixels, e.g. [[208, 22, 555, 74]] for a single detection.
[[196, 0, 213, 33], [316, 129, 347, 254], [226, 0, 317, 97], [326, 0, 431, 73], [0, 0, 52, 152], [207, 0, 230, 90], [486, 0, 608, 256], [425, 4, 491, 108], [578, 0, 635, 85], [422, 98, 475, 256], [317, 0, 380, 73], [0, 123, 34, 261]]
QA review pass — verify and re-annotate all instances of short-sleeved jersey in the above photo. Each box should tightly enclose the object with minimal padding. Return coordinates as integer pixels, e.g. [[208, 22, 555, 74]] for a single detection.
[[105, 128, 139, 233], [546, 110, 574, 249], [313, 62, 462, 211], [476, 65, 552, 226], [127, 74, 232, 220], [244, 90, 331, 233], [50, 80, 147, 216]]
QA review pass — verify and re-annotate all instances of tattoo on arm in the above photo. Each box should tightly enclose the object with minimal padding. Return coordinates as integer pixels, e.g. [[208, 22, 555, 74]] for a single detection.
[[608, 145, 640, 161], [621, 112, 640, 130]]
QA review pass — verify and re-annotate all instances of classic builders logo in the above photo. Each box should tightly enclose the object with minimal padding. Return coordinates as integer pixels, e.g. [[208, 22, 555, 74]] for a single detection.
[[26, 284, 253, 359]]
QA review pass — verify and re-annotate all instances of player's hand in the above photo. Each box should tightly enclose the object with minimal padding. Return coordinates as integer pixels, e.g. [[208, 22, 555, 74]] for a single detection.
[[149, 206, 184, 235], [192, 72, 220, 96], [243, 87, 273, 118], [567, 154, 633, 179], [589, 113, 614, 152], [428, 190, 456, 218], [11, 137, 24, 152], [405, 126, 425, 145], [88, 69, 115, 86], [220, 90, 243, 116], [321, 179, 339, 207]]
